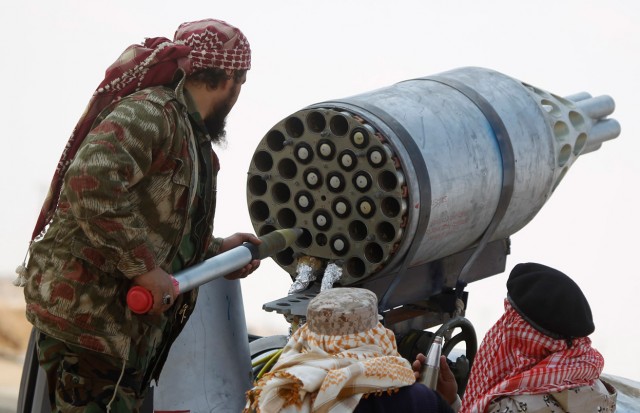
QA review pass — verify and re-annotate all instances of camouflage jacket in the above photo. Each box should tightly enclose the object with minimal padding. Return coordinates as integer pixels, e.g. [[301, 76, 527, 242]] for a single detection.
[[24, 79, 224, 360], [487, 379, 617, 413]]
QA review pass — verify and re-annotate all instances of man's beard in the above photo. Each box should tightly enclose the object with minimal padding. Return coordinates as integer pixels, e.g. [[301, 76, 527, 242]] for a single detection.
[[204, 110, 227, 145], [204, 94, 235, 145]]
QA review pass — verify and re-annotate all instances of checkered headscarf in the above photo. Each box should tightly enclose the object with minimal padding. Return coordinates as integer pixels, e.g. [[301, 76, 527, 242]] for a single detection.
[[244, 322, 416, 412], [460, 300, 604, 413], [32, 18, 250, 241]]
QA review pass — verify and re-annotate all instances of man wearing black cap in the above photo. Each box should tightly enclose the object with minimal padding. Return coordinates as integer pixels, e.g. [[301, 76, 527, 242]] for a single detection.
[[460, 262, 617, 413]]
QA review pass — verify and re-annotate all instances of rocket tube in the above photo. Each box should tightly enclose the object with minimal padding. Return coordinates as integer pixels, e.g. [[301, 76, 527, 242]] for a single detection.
[[126, 228, 302, 314], [419, 335, 443, 389]]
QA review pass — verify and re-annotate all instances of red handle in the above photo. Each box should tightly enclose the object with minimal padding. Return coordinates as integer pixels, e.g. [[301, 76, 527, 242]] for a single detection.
[[127, 276, 179, 314], [126, 286, 153, 314]]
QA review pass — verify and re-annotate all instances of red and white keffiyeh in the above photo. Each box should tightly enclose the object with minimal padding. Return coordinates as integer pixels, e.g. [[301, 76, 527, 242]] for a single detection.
[[460, 299, 604, 413], [244, 322, 416, 413], [31, 18, 250, 242]]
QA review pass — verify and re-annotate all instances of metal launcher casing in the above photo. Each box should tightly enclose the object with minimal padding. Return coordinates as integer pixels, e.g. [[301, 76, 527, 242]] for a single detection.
[[246, 67, 620, 313]]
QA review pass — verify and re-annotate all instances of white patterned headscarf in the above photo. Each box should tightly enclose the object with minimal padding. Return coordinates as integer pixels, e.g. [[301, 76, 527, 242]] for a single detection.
[[244, 288, 416, 413]]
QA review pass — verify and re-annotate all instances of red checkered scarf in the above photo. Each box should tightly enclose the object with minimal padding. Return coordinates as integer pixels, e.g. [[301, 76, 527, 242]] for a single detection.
[[460, 300, 604, 413], [31, 18, 250, 241]]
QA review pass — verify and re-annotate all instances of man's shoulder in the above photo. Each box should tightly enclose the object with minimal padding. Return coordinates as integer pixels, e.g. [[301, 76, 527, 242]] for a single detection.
[[102, 86, 184, 124], [125, 86, 181, 108], [489, 380, 616, 413], [93, 86, 186, 136]]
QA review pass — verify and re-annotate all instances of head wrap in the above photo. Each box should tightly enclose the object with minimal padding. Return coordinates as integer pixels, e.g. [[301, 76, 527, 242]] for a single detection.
[[507, 262, 595, 339], [244, 288, 415, 412], [459, 300, 604, 413], [31, 18, 250, 241]]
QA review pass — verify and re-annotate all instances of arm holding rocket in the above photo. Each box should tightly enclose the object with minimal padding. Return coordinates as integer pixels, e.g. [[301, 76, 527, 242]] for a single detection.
[[127, 228, 302, 314]]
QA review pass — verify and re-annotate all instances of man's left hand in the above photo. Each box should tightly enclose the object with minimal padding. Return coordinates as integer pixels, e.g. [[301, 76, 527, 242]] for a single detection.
[[220, 232, 262, 279]]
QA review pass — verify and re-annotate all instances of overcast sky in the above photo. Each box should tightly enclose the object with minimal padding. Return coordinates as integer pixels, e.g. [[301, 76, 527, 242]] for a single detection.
[[1, 0, 638, 380]]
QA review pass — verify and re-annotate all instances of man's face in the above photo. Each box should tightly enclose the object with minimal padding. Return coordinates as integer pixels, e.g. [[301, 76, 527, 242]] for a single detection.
[[205, 72, 247, 144]]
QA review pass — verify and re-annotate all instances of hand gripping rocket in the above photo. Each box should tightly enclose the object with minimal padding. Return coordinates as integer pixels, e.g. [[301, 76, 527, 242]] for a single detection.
[[126, 228, 303, 314]]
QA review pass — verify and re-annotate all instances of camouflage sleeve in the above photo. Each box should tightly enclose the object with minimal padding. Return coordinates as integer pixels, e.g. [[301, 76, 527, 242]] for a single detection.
[[63, 98, 177, 279], [486, 394, 564, 413], [205, 236, 225, 259]]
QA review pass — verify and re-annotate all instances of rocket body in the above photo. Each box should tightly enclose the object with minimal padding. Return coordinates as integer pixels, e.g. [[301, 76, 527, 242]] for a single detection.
[[127, 228, 303, 313], [419, 336, 443, 389]]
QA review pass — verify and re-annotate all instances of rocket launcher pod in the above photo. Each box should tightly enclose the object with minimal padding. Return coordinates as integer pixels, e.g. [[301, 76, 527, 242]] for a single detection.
[[246, 67, 620, 302]]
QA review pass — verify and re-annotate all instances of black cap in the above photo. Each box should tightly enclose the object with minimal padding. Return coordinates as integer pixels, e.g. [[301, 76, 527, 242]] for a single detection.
[[506, 262, 594, 339]]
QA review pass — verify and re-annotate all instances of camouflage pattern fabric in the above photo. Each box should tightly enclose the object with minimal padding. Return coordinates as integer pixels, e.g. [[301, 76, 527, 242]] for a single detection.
[[30, 19, 250, 244], [37, 330, 157, 412], [24, 78, 223, 361], [486, 380, 617, 413]]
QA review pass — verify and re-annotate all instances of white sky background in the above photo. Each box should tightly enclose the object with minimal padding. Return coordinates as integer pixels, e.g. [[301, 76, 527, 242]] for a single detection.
[[1, 0, 638, 380]]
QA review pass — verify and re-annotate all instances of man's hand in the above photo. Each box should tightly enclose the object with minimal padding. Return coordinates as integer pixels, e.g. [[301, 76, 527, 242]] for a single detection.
[[220, 232, 262, 279], [132, 267, 176, 315], [412, 354, 458, 404], [436, 355, 458, 404]]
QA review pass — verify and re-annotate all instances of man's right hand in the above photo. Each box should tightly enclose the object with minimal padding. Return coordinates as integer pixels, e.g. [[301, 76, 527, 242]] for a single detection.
[[132, 267, 176, 315], [412, 354, 458, 404], [436, 355, 458, 404]]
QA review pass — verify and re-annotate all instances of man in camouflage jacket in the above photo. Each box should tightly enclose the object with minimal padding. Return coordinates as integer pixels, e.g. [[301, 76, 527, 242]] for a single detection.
[[19, 19, 260, 412]]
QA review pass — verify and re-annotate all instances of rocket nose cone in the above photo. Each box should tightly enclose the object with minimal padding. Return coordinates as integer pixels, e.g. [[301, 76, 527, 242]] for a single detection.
[[256, 227, 305, 259]]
